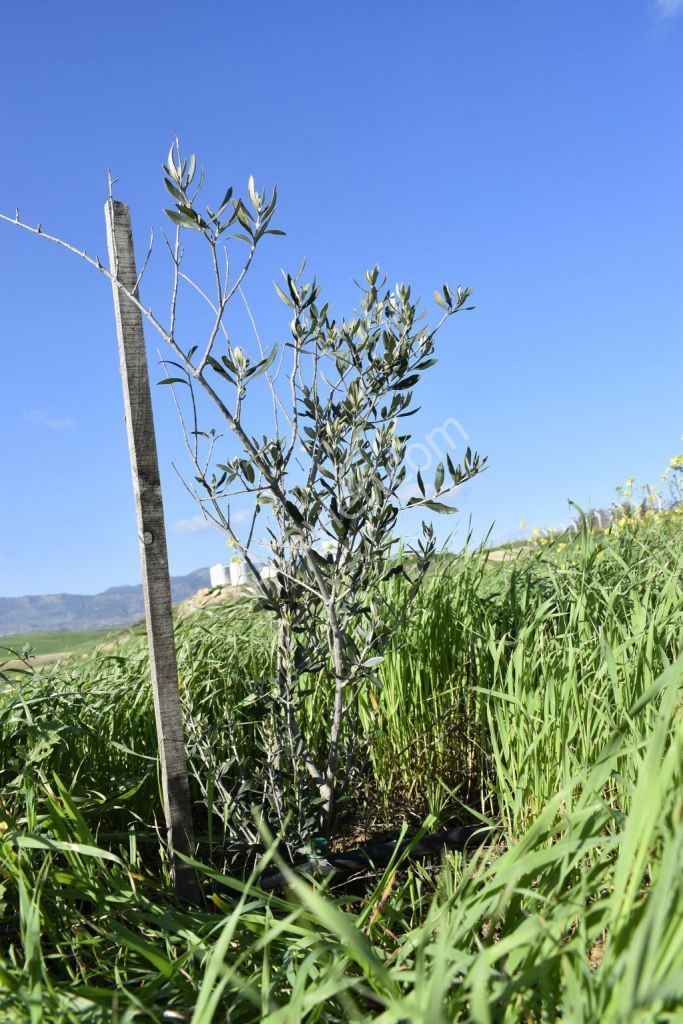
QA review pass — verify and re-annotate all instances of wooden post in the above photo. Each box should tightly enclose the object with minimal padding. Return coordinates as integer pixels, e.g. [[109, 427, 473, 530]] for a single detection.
[[105, 199, 199, 904]]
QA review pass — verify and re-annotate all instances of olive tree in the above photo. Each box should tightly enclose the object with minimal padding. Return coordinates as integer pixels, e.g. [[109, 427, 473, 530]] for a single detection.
[[2, 144, 485, 847]]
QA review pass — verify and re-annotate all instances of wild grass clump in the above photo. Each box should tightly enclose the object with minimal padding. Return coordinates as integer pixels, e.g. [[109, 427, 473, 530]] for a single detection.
[[1, 510, 683, 1020]]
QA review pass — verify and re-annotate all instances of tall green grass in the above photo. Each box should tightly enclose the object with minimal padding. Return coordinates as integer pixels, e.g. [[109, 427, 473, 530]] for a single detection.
[[365, 515, 683, 832], [1, 512, 682, 1020]]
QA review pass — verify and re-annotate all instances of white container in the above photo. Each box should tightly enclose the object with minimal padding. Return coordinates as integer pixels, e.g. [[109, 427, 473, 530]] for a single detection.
[[229, 560, 248, 587], [209, 563, 228, 588]]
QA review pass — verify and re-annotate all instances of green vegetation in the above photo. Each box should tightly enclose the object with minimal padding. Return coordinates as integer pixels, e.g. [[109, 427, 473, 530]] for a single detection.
[[0, 627, 132, 660], [1, 506, 683, 1021]]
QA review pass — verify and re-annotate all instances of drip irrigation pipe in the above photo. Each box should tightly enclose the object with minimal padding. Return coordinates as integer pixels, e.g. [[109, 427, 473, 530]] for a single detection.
[[258, 821, 490, 891]]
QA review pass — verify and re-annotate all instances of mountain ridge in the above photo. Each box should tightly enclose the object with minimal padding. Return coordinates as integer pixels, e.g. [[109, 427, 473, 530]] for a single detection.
[[0, 568, 211, 635]]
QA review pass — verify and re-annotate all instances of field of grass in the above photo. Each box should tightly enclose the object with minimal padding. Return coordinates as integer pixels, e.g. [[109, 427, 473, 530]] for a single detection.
[[1, 508, 683, 1021], [0, 627, 131, 660]]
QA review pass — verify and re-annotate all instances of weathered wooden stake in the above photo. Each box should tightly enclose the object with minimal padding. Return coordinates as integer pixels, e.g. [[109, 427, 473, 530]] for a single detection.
[[105, 199, 199, 904]]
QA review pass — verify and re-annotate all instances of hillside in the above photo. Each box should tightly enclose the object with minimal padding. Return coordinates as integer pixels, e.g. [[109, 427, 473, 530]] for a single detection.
[[0, 567, 210, 635]]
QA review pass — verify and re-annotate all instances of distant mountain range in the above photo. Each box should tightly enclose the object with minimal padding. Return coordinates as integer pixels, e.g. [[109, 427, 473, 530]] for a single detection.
[[0, 568, 211, 635]]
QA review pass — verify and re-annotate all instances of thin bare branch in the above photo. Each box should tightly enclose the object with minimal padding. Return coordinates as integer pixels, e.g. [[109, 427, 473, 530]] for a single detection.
[[134, 227, 155, 292], [196, 241, 257, 374], [0, 210, 173, 346]]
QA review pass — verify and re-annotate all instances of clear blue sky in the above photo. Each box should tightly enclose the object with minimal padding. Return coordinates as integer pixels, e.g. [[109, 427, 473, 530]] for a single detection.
[[1, 0, 681, 597]]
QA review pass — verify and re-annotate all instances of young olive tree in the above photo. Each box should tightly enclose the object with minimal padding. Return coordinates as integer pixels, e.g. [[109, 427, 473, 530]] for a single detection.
[[2, 144, 485, 846]]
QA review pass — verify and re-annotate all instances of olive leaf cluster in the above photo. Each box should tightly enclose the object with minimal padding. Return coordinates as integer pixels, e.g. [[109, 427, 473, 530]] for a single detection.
[[163, 143, 283, 245]]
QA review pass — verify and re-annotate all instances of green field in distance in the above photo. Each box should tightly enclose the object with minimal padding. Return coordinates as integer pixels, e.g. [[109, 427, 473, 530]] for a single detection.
[[0, 627, 129, 659]]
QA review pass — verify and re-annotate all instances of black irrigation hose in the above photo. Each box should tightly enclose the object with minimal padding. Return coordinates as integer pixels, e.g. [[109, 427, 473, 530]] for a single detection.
[[258, 822, 491, 891]]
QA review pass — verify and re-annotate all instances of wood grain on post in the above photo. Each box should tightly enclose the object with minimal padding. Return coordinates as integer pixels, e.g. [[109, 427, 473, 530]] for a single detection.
[[105, 199, 199, 904]]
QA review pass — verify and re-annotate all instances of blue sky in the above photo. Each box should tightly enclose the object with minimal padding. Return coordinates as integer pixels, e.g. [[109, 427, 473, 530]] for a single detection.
[[0, 0, 681, 597]]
